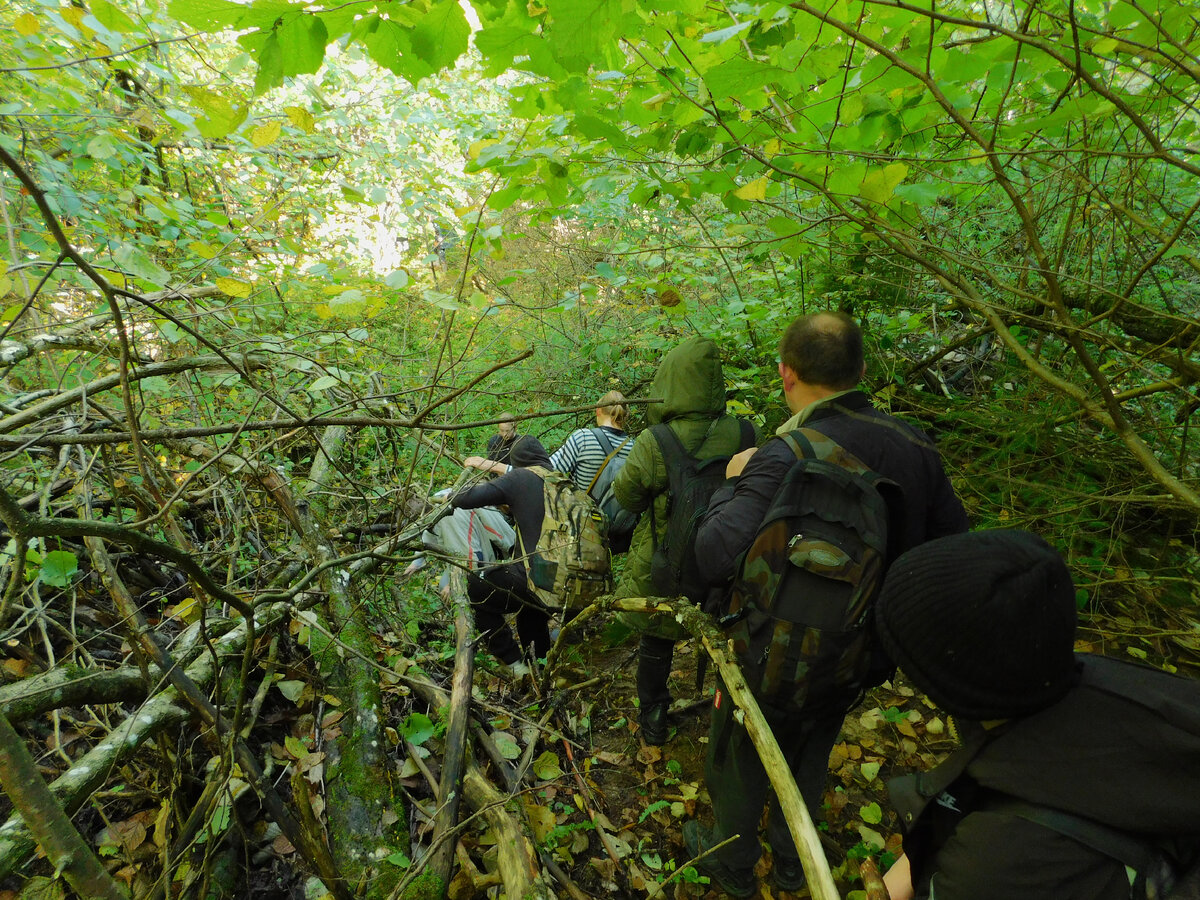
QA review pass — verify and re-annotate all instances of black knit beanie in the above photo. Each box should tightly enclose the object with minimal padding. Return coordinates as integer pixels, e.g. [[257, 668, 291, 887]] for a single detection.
[[875, 529, 1077, 720], [508, 435, 552, 469]]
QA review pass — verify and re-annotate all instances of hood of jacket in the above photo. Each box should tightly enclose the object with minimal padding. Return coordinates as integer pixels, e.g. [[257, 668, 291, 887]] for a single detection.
[[648, 336, 727, 425]]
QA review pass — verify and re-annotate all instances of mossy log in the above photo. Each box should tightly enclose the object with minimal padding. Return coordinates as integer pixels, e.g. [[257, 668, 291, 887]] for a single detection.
[[300, 425, 408, 899]]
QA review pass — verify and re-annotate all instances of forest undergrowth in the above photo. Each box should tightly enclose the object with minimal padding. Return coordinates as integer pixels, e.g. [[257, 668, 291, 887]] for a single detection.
[[2, 472, 1191, 900]]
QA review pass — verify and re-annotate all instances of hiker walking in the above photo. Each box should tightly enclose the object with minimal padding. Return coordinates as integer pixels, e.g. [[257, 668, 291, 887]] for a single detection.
[[452, 436, 610, 675], [876, 529, 1200, 900], [550, 390, 638, 553], [684, 311, 968, 896], [612, 336, 756, 746]]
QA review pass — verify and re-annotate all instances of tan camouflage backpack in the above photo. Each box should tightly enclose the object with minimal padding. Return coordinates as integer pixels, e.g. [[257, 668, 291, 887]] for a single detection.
[[521, 466, 612, 611], [721, 429, 902, 716]]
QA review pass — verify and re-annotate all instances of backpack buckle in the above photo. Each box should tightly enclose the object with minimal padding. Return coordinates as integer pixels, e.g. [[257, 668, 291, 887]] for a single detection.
[[718, 607, 748, 630]]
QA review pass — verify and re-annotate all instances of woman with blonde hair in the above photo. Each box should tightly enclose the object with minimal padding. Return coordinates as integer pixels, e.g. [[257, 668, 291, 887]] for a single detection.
[[550, 390, 637, 552]]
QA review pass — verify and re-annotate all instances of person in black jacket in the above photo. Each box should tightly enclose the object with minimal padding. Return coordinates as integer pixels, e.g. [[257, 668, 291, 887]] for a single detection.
[[876, 529, 1200, 900], [683, 311, 969, 897], [451, 436, 552, 673]]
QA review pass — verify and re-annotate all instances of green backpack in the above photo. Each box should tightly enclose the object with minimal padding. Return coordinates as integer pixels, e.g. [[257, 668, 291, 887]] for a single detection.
[[522, 466, 612, 611], [722, 428, 901, 716]]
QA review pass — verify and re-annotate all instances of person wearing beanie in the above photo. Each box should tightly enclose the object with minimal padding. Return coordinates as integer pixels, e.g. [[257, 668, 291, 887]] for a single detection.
[[878, 530, 1200, 900], [683, 312, 969, 897], [452, 436, 556, 668]]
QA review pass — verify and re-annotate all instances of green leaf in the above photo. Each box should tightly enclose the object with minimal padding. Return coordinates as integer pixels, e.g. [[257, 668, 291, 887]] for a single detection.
[[39, 550, 78, 588], [894, 181, 942, 206], [276, 680, 306, 703], [14, 12, 39, 36], [402, 712, 436, 746], [254, 31, 284, 93], [733, 176, 768, 201], [859, 760, 880, 782], [168, 0, 246, 30], [251, 120, 282, 147], [307, 375, 340, 392], [410, 0, 470, 76], [86, 133, 118, 161], [860, 801, 883, 825], [329, 288, 367, 316], [547, 0, 626, 72], [532, 751, 563, 781], [385, 851, 411, 868], [858, 824, 886, 850], [277, 13, 328, 77], [113, 243, 169, 286], [18, 876, 66, 900], [384, 269, 410, 290], [284, 105, 316, 133], [638, 799, 670, 823], [859, 162, 908, 203], [182, 87, 248, 139], [493, 732, 521, 759], [91, 0, 139, 33], [216, 276, 251, 297], [699, 20, 754, 44], [360, 17, 415, 81]]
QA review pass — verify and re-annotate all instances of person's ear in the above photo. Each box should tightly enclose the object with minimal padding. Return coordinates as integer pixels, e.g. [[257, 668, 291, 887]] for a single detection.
[[779, 362, 797, 391]]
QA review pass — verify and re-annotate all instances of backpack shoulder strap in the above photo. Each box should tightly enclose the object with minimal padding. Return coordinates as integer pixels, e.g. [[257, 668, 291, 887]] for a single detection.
[[585, 432, 632, 497], [590, 427, 615, 456], [982, 796, 1156, 874], [738, 418, 755, 451], [650, 422, 693, 466]]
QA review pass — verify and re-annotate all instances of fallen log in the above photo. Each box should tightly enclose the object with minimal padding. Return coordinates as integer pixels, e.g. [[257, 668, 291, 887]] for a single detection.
[[0, 664, 147, 723], [0, 600, 291, 876], [428, 570, 474, 893], [300, 424, 408, 900]]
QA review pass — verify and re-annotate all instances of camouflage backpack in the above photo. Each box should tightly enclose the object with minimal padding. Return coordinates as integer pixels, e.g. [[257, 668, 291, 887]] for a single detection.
[[522, 466, 612, 611], [722, 429, 902, 716]]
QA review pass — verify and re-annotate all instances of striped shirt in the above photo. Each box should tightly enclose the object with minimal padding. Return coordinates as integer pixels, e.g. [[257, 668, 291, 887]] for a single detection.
[[550, 426, 631, 495]]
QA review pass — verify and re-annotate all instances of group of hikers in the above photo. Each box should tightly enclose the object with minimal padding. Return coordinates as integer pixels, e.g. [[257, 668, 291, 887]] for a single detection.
[[423, 311, 1200, 900]]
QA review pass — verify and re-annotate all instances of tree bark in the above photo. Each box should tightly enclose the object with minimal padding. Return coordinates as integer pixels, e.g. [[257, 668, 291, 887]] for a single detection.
[[300, 425, 408, 899], [428, 571, 473, 894], [0, 710, 126, 900]]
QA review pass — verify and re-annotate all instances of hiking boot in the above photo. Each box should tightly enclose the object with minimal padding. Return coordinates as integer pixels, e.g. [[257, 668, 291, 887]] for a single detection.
[[773, 856, 806, 892], [681, 821, 756, 898], [639, 702, 669, 746]]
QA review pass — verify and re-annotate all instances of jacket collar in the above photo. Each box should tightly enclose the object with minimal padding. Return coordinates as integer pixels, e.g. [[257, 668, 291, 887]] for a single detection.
[[774, 389, 870, 436]]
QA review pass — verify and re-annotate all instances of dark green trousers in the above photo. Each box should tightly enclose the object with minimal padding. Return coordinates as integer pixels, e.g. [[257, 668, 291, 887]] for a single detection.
[[704, 677, 852, 872]]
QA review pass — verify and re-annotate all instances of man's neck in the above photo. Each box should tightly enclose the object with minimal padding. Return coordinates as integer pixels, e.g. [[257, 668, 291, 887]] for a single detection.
[[785, 382, 844, 414]]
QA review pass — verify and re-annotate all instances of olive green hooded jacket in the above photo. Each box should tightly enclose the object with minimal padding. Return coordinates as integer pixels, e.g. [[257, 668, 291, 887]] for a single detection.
[[613, 336, 755, 635]]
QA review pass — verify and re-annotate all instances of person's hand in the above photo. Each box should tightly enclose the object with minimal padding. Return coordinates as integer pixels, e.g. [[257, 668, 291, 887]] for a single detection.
[[464, 456, 488, 469], [726, 447, 757, 478]]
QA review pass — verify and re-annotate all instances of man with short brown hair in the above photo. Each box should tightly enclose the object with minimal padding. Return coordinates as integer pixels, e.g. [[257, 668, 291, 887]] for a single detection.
[[684, 311, 968, 897]]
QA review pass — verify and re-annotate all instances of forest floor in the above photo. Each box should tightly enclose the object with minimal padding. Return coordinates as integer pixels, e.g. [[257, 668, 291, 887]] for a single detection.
[[5, 546, 1192, 900], [373, 574, 957, 900]]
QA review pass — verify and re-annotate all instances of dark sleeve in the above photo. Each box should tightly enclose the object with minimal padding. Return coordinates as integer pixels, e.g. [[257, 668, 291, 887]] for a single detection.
[[694, 439, 795, 587], [452, 478, 509, 511], [925, 454, 970, 538]]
